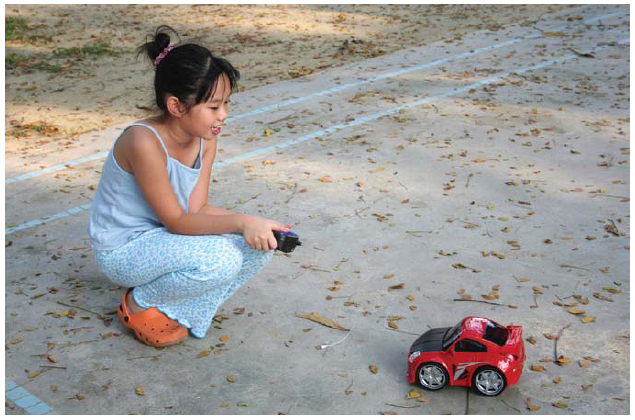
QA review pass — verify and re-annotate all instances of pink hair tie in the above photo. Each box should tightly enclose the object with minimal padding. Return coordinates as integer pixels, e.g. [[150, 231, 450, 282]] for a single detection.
[[154, 45, 175, 69]]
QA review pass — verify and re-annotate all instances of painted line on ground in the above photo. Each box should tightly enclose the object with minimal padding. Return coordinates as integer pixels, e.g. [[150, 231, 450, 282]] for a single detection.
[[5, 37, 628, 237], [5, 7, 623, 185], [6, 378, 58, 415]]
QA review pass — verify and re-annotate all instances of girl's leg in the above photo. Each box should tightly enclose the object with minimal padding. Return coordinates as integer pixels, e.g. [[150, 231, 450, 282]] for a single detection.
[[217, 234, 274, 301], [94, 228, 273, 338]]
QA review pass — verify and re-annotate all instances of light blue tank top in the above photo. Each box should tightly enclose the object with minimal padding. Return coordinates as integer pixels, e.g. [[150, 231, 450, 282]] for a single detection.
[[89, 122, 203, 251]]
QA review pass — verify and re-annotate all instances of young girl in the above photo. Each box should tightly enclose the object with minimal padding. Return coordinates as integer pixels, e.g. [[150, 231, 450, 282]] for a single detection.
[[89, 25, 291, 347]]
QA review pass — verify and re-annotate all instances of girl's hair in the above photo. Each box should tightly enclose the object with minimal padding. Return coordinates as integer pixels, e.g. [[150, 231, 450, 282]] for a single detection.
[[136, 25, 240, 115]]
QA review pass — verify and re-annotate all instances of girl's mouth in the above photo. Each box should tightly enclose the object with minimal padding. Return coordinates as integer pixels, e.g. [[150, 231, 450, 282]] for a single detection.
[[211, 126, 221, 135]]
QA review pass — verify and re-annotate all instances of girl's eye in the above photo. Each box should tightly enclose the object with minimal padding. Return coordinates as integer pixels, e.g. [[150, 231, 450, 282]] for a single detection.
[[210, 101, 230, 110]]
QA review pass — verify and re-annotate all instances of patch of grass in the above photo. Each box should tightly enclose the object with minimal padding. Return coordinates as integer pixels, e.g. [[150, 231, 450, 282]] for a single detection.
[[5, 52, 64, 73], [5, 16, 53, 43], [6, 120, 61, 138], [52, 39, 120, 60], [5, 16, 29, 41]]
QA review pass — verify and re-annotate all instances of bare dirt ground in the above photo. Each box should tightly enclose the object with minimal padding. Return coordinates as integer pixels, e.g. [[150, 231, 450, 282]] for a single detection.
[[5, 4, 576, 163]]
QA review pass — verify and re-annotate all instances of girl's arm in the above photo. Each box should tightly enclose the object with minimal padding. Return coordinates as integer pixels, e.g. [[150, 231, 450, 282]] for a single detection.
[[126, 130, 288, 249]]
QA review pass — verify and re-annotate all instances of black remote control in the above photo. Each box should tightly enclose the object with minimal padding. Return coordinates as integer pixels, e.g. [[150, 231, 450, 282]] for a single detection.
[[272, 231, 302, 253]]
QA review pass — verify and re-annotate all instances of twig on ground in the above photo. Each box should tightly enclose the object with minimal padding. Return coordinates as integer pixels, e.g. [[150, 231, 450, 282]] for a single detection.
[[589, 194, 629, 201], [567, 47, 595, 58], [453, 299, 506, 307], [284, 183, 298, 204], [56, 301, 106, 319], [385, 328, 420, 336], [465, 173, 473, 188], [501, 399, 521, 413], [560, 264, 591, 272], [554, 325, 571, 360], [385, 403, 422, 409]]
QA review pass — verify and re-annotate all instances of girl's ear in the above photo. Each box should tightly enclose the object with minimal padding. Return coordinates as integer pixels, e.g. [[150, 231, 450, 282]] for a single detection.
[[165, 95, 187, 118]]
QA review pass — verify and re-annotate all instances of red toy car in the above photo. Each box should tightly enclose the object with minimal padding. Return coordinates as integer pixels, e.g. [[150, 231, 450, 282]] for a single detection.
[[407, 316, 525, 396]]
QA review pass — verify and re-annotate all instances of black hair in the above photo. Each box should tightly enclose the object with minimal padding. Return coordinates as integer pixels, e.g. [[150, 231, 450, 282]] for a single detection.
[[136, 25, 240, 116]]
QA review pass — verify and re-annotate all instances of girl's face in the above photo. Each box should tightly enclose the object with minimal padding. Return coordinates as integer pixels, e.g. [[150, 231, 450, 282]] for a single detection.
[[187, 74, 231, 141]]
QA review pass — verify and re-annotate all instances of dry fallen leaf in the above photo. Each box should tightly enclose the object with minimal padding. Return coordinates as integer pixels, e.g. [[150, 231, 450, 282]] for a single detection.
[[76, 392, 85, 400], [388, 321, 399, 330], [555, 357, 571, 366], [227, 376, 235, 383], [530, 365, 546, 372], [388, 283, 405, 290], [579, 360, 590, 368], [581, 317, 596, 324], [406, 389, 421, 399], [552, 402, 568, 409], [568, 309, 586, 315], [525, 397, 540, 411], [47, 355, 58, 363], [553, 377, 561, 384], [369, 365, 379, 374], [197, 350, 211, 359], [295, 312, 349, 331], [135, 387, 144, 396]]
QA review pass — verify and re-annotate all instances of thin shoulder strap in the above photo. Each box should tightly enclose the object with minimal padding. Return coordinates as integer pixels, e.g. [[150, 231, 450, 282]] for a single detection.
[[128, 122, 170, 158]]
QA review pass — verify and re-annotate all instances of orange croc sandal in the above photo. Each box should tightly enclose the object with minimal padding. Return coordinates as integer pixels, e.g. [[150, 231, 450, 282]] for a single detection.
[[117, 289, 188, 348]]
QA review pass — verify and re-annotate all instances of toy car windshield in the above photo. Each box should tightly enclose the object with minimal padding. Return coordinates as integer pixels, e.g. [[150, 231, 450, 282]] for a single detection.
[[483, 320, 509, 346], [441, 320, 462, 350]]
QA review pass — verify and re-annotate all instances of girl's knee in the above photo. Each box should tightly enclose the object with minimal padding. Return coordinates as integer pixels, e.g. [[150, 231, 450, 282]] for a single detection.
[[193, 237, 243, 278]]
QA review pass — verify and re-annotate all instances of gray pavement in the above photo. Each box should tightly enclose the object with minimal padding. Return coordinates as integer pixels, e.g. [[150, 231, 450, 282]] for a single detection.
[[5, 4, 630, 415]]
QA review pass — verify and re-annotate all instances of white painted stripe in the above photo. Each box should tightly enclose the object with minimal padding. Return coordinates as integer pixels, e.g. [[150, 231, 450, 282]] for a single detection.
[[5, 38, 627, 236], [5, 203, 92, 235], [5, 8, 625, 185], [5, 378, 57, 415]]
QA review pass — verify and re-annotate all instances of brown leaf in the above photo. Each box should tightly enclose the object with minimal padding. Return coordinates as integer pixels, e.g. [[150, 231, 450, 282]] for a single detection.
[[553, 377, 561, 384], [369, 365, 379, 374], [579, 360, 590, 368], [318, 176, 332, 183], [555, 356, 571, 366], [295, 312, 349, 331], [381, 411, 398, 415], [196, 350, 211, 359], [525, 397, 540, 411], [388, 283, 405, 290], [568, 309, 586, 315], [227, 376, 235, 383], [76, 392, 85, 400], [47, 355, 58, 364], [220, 336, 230, 342], [388, 320, 399, 330], [552, 402, 568, 409], [135, 387, 144, 396], [581, 317, 596, 324], [406, 389, 421, 399], [530, 365, 546, 372], [544, 333, 558, 340]]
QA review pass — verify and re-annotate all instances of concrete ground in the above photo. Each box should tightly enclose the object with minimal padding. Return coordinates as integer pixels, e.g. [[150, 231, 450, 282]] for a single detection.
[[5, 4, 630, 415]]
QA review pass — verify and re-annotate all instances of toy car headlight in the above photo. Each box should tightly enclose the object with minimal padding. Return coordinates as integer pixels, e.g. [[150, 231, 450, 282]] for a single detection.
[[409, 351, 421, 363]]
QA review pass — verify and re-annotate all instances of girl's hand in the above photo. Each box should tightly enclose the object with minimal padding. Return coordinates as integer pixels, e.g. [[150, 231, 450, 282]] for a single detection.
[[241, 216, 292, 251]]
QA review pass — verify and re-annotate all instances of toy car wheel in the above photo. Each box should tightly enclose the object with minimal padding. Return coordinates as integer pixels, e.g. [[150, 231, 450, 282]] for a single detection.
[[473, 367, 506, 396], [416, 363, 448, 391]]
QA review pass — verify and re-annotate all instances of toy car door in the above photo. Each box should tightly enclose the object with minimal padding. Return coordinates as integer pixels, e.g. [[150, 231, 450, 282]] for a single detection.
[[450, 339, 488, 386]]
